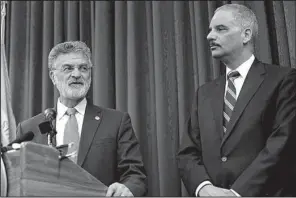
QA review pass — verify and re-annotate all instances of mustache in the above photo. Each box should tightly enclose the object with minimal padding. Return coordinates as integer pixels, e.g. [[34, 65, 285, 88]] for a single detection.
[[209, 42, 220, 47], [68, 80, 85, 85]]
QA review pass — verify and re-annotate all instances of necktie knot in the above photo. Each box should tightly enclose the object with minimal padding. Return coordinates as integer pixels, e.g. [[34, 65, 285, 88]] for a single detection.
[[227, 71, 240, 80], [66, 108, 77, 116]]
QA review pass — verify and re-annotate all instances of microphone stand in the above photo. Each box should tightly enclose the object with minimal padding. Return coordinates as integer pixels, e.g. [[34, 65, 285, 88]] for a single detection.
[[47, 121, 57, 147], [47, 134, 52, 146]]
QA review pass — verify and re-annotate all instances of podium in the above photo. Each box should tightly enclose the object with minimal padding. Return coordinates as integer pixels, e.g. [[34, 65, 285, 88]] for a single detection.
[[1, 142, 108, 196]]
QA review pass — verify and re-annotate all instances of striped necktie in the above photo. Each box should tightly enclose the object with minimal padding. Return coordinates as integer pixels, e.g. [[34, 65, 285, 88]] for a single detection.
[[223, 71, 240, 133], [63, 108, 79, 163]]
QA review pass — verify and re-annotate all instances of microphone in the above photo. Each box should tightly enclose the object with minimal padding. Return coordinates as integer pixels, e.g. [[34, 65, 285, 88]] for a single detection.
[[38, 121, 53, 134], [7, 131, 34, 146], [1, 131, 34, 152], [42, 108, 57, 146], [44, 108, 56, 122]]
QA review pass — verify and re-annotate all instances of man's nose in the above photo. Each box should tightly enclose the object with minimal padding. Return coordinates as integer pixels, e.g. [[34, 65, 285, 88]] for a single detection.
[[71, 68, 82, 78], [206, 30, 215, 41]]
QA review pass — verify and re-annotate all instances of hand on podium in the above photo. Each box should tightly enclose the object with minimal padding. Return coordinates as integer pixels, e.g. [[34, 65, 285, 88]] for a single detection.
[[106, 182, 134, 197]]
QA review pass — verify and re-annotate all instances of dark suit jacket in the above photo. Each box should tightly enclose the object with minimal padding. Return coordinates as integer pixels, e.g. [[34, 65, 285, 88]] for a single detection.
[[177, 59, 296, 196], [16, 102, 147, 196]]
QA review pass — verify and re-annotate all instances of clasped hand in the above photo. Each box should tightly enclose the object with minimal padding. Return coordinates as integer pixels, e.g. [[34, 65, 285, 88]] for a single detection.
[[199, 185, 237, 196], [106, 182, 134, 197]]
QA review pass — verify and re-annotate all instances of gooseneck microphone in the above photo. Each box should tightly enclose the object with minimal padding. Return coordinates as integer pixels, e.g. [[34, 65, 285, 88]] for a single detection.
[[41, 108, 57, 146], [1, 131, 34, 152]]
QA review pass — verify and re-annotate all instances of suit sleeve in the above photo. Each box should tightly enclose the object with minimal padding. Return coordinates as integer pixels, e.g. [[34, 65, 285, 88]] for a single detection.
[[176, 89, 211, 196], [116, 112, 147, 196], [231, 69, 296, 196]]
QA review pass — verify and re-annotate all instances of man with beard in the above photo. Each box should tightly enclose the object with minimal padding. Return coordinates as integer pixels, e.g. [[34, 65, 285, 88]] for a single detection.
[[16, 41, 147, 197], [177, 3, 296, 197]]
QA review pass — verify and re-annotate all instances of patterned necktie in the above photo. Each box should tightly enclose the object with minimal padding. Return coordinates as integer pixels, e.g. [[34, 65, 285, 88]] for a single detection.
[[63, 108, 79, 163], [223, 71, 240, 133]]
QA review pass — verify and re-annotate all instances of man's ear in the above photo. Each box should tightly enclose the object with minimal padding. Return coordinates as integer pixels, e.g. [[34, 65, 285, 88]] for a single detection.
[[49, 70, 56, 85], [242, 28, 252, 44]]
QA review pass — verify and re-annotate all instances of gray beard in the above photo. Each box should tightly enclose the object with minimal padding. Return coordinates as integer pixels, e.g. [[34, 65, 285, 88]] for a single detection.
[[56, 80, 91, 100]]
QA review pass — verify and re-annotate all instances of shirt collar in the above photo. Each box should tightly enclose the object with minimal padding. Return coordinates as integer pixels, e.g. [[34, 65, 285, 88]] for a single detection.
[[226, 54, 255, 79], [56, 97, 87, 120]]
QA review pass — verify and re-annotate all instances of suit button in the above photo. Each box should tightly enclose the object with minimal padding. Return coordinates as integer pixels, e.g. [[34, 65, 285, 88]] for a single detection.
[[221, 156, 227, 162]]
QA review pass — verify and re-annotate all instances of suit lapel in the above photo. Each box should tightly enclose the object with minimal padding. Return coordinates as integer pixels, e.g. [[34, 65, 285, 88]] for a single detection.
[[77, 103, 103, 166], [221, 59, 266, 147], [211, 76, 226, 140]]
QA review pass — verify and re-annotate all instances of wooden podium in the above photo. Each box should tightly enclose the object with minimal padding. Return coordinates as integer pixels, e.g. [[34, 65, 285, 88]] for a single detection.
[[1, 141, 108, 196]]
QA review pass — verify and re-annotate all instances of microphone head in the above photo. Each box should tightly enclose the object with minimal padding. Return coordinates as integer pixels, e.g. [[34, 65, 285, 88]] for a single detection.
[[21, 131, 35, 142], [44, 108, 56, 121], [7, 131, 34, 146], [38, 121, 52, 134]]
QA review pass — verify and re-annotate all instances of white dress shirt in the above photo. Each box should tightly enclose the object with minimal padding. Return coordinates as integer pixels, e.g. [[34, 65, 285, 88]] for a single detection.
[[195, 54, 255, 197], [55, 97, 87, 146], [224, 54, 255, 99]]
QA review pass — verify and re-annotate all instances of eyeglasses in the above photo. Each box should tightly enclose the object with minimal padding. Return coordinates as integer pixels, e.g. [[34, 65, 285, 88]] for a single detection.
[[51, 65, 92, 74]]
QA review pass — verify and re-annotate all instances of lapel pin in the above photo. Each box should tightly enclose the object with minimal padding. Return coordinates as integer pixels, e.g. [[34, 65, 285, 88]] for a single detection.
[[95, 116, 100, 120]]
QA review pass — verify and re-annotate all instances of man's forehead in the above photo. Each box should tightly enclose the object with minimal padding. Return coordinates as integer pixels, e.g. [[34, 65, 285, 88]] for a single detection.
[[210, 10, 236, 26], [55, 52, 89, 64]]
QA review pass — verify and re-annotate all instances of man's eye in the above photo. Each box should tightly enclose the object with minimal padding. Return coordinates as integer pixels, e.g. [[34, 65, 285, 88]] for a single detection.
[[80, 66, 88, 71], [63, 67, 73, 72], [217, 27, 227, 31]]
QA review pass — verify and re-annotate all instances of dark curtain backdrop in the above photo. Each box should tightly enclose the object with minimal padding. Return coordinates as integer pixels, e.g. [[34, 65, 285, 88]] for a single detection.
[[4, 0, 295, 196]]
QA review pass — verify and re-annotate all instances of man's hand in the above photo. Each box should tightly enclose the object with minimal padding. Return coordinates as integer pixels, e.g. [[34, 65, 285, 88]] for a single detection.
[[106, 182, 134, 197], [199, 184, 237, 196], [221, 189, 238, 196]]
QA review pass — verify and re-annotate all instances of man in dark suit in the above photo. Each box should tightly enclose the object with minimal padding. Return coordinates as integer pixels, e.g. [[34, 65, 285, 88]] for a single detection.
[[177, 4, 296, 197], [16, 41, 147, 197]]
